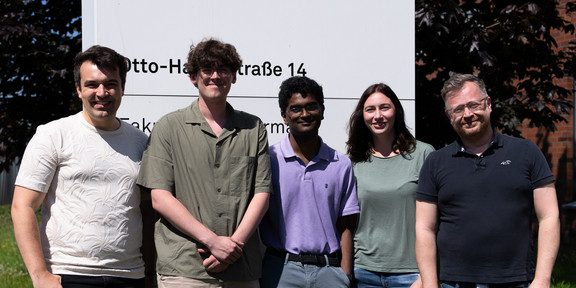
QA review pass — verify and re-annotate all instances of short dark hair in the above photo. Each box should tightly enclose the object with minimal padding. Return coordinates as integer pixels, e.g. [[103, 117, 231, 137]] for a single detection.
[[346, 83, 416, 163], [184, 38, 242, 76], [441, 73, 488, 103], [73, 45, 128, 89], [278, 76, 324, 112]]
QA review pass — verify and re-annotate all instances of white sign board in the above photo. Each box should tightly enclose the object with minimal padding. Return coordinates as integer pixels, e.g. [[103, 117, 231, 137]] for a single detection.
[[82, 0, 415, 153]]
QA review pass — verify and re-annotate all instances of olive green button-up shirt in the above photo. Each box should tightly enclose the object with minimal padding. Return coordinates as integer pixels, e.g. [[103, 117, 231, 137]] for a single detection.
[[137, 100, 271, 281]]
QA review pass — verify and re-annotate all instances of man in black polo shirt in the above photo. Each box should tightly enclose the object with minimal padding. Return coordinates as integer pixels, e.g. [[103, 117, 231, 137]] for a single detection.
[[415, 73, 560, 288]]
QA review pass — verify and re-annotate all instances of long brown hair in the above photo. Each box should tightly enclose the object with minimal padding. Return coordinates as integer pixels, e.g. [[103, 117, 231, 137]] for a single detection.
[[346, 83, 416, 163]]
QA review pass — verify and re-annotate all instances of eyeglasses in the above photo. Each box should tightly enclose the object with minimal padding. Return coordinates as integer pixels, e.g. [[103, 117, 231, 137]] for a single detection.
[[288, 102, 321, 114], [199, 68, 232, 80], [446, 97, 488, 118]]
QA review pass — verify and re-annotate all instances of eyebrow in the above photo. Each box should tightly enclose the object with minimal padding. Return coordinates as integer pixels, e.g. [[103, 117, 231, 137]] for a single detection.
[[83, 79, 120, 86], [447, 98, 485, 110], [364, 103, 391, 107], [293, 102, 318, 107]]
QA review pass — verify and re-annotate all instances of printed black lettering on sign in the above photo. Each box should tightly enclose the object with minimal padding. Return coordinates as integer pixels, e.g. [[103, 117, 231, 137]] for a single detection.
[[126, 58, 307, 78]]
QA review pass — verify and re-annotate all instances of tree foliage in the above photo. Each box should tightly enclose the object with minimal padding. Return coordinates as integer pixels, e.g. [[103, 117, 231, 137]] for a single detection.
[[416, 0, 576, 148], [1, 1, 575, 171], [0, 0, 81, 172]]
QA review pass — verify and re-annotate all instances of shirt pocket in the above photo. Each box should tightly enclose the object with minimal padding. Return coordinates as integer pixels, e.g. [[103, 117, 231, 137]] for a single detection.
[[228, 156, 256, 196]]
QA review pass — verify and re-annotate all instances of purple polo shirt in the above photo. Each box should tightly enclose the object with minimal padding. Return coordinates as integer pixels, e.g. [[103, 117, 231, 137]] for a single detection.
[[259, 135, 359, 254]]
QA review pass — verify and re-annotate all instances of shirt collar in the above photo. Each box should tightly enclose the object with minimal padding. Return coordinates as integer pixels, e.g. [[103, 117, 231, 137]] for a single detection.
[[452, 128, 503, 156], [279, 134, 334, 163], [184, 99, 252, 130], [184, 99, 233, 123]]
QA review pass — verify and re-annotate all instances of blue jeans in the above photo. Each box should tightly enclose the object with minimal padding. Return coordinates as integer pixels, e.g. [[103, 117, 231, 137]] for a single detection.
[[260, 252, 350, 288], [59, 274, 145, 288], [353, 267, 419, 288], [440, 281, 530, 288]]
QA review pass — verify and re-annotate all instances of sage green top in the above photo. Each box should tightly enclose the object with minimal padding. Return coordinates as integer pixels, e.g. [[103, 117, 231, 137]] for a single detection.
[[137, 100, 271, 281], [353, 141, 434, 273]]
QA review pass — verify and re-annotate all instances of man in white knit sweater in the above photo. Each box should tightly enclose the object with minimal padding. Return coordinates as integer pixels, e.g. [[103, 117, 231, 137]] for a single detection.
[[11, 45, 154, 288]]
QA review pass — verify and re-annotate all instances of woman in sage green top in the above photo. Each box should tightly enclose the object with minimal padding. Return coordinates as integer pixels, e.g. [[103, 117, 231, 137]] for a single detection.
[[346, 83, 434, 288]]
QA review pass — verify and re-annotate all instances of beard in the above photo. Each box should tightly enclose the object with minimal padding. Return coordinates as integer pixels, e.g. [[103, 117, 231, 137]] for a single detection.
[[453, 115, 491, 141]]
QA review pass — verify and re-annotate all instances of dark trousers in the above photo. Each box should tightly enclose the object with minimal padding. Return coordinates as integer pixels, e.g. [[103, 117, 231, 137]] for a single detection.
[[60, 274, 145, 288]]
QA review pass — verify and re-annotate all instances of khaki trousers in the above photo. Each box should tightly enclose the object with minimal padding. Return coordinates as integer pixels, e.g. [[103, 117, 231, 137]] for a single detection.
[[157, 274, 259, 288]]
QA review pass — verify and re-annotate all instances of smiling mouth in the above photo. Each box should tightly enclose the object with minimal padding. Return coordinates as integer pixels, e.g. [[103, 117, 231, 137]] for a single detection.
[[93, 101, 111, 108], [297, 120, 316, 126]]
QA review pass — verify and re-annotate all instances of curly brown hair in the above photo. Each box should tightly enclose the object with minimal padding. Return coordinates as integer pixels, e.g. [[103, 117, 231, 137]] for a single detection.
[[184, 38, 242, 77]]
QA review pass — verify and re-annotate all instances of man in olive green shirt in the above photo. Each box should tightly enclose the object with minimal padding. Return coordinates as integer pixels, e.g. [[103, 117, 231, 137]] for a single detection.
[[137, 39, 271, 288]]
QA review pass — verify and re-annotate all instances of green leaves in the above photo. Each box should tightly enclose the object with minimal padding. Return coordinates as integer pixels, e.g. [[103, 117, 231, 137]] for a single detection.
[[416, 0, 575, 147], [0, 0, 81, 172]]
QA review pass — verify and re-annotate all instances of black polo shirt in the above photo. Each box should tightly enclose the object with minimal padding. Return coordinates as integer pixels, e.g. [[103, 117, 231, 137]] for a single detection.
[[417, 131, 555, 284]]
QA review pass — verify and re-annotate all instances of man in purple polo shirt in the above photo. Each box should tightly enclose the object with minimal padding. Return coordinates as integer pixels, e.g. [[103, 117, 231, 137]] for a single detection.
[[259, 76, 359, 288]]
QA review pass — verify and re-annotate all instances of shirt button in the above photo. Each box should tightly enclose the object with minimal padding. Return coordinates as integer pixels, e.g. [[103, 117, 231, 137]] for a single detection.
[[215, 163, 220, 168], [217, 188, 221, 192]]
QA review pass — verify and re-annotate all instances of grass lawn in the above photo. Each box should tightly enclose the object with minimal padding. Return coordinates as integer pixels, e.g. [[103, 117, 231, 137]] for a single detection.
[[553, 242, 576, 288], [0, 204, 33, 287], [0, 203, 575, 288]]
